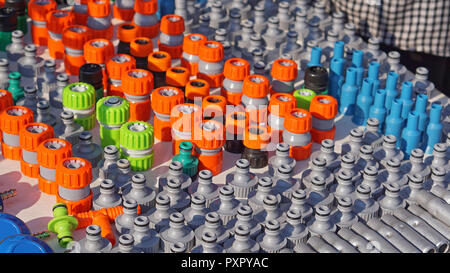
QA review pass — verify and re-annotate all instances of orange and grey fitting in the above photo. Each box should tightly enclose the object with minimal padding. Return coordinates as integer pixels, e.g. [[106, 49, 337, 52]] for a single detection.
[[121, 68, 154, 122], [28, 0, 57, 46], [166, 66, 190, 92], [37, 138, 72, 195], [202, 95, 227, 124], [159, 14, 185, 60], [106, 54, 136, 97], [309, 95, 338, 143], [185, 79, 210, 103], [46, 10, 75, 59], [181, 33, 207, 76], [83, 38, 115, 90], [268, 93, 297, 143], [113, 0, 135, 21], [19, 122, 54, 178], [0, 106, 34, 160], [221, 58, 250, 106], [151, 86, 184, 141], [148, 51, 171, 88], [62, 25, 92, 76], [242, 125, 271, 169], [225, 110, 249, 154], [132, 0, 159, 46], [197, 41, 225, 88], [241, 74, 270, 125], [55, 157, 93, 215], [130, 37, 153, 70], [0, 89, 13, 143], [282, 108, 313, 161], [87, 0, 113, 39], [270, 59, 298, 94], [170, 103, 202, 155], [73, 0, 88, 25], [194, 120, 225, 176]]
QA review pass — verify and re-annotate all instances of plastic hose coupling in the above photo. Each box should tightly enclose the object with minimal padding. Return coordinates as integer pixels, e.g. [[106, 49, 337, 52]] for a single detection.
[[47, 203, 78, 248], [62, 82, 96, 130], [0, 106, 33, 160], [120, 121, 154, 171]]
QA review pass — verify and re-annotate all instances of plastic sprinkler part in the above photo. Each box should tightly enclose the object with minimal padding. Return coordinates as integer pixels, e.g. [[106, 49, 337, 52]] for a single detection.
[[111, 234, 139, 253], [62, 82, 96, 130], [353, 184, 380, 222], [400, 111, 421, 157], [273, 164, 300, 203], [0, 106, 34, 161], [331, 197, 358, 229], [158, 14, 185, 60], [15, 86, 38, 115], [362, 117, 383, 149], [47, 203, 78, 248], [121, 68, 153, 122], [93, 179, 122, 211], [144, 194, 175, 232], [161, 177, 191, 212], [399, 81, 414, 120], [341, 127, 364, 158], [302, 156, 334, 189], [226, 159, 258, 201], [70, 224, 112, 253], [268, 143, 296, 177], [384, 71, 399, 111], [19, 122, 54, 178], [192, 231, 226, 253], [268, 92, 296, 144], [193, 120, 225, 176], [188, 170, 219, 208], [373, 135, 404, 169], [72, 131, 102, 168], [426, 143, 449, 171], [226, 205, 262, 240], [309, 95, 338, 143], [53, 111, 83, 146], [368, 89, 387, 129], [62, 25, 92, 76], [120, 121, 154, 171], [160, 212, 195, 252], [130, 216, 159, 253], [159, 161, 193, 192], [0, 7, 18, 51], [283, 108, 313, 160], [281, 209, 308, 248], [151, 86, 184, 141], [35, 100, 57, 127], [122, 174, 156, 213], [339, 67, 358, 115], [384, 98, 404, 141], [304, 66, 328, 95], [46, 10, 75, 59], [172, 142, 198, 179], [288, 189, 314, 224], [401, 148, 431, 186], [115, 199, 139, 234], [270, 58, 298, 94], [310, 139, 340, 172], [224, 110, 248, 154], [254, 194, 286, 225], [181, 193, 208, 230], [147, 51, 171, 88], [105, 54, 136, 97], [353, 78, 374, 126], [424, 104, 443, 154], [331, 169, 355, 200], [414, 94, 428, 147], [117, 24, 138, 55], [197, 40, 225, 88], [181, 33, 207, 77], [78, 63, 105, 102], [209, 185, 240, 225], [96, 96, 130, 148], [224, 224, 260, 253], [195, 211, 230, 245], [6, 30, 25, 64], [242, 125, 270, 168], [0, 59, 9, 90], [241, 74, 270, 125], [378, 182, 406, 216], [257, 219, 287, 253]]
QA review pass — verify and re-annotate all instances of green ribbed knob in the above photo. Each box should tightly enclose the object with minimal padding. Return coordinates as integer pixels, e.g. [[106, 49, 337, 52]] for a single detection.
[[62, 82, 95, 110], [96, 96, 130, 125], [293, 88, 316, 110], [120, 121, 154, 150]]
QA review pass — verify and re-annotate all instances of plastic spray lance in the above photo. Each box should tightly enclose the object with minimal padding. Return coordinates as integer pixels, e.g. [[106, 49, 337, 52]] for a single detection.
[[351, 50, 364, 88], [368, 89, 387, 131], [47, 203, 78, 248], [172, 141, 199, 178], [352, 78, 374, 126], [384, 72, 399, 113], [384, 98, 404, 142], [424, 103, 443, 154], [399, 81, 414, 120], [400, 111, 421, 158], [367, 62, 380, 96], [7, 72, 24, 103], [414, 94, 428, 147], [328, 41, 345, 99], [339, 67, 358, 115], [307, 46, 322, 67]]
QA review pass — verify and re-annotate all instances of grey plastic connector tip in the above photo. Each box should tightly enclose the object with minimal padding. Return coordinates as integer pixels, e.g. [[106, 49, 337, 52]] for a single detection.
[[160, 161, 193, 192], [332, 196, 358, 229], [227, 159, 258, 200], [281, 209, 308, 248], [72, 225, 112, 253], [226, 204, 262, 240], [209, 185, 240, 225], [254, 194, 285, 225], [307, 205, 337, 236], [248, 177, 281, 213], [170, 242, 187, 253], [115, 199, 139, 234], [195, 212, 230, 246], [289, 189, 313, 224], [192, 231, 226, 253], [97, 145, 119, 180], [188, 169, 219, 208], [162, 177, 191, 212], [353, 184, 380, 222], [182, 193, 208, 230], [378, 182, 406, 216], [224, 224, 260, 253], [145, 194, 175, 232], [131, 216, 160, 253], [93, 179, 122, 210], [122, 174, 156, 213], [73, 131, 103, 168], [256, 219, 287, 253], [161, 212, 195, 252]]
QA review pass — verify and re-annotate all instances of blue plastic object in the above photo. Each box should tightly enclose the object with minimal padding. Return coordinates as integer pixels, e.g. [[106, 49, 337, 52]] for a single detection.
[[384, 98, 404, 142], [368, 89, 387, 131], [424, 103, 443, 154], [0, 213, 31, 242], [339, 67, 358, 115], [157, 0, 175, 19], [399, 81, 414, 120], [0, 234, 53, 253], [351, 50, 364, 88], [414, 94, 428, 147], [307, 47, 322, 67], [384, 72, 399, 112], [328, 58, 345, 100], [331, 41, 345, 63], [353, 78, 374, 125], [367, 62, 380, 96], [400, 111, 421, 158]]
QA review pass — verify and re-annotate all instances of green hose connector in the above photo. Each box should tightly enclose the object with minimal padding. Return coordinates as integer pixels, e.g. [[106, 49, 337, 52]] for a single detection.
[[0, 31, 13, 52], [62, 82, 96, 130], [120, 121, 154, 171], [97, 96, 130, 148], [17, 15, 27, 34], [95, 88, 104, 102], [172, 141, 198, 178], [47, 203, 78, 248], [8, 72, 24, 103], [293, 88, 317, 110]]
